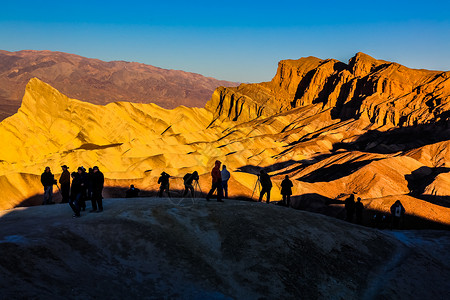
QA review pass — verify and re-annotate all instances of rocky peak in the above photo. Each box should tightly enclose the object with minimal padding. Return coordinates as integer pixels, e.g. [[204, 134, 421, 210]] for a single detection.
[[348, 52, 383, 77], [208, 53, 450, 127]]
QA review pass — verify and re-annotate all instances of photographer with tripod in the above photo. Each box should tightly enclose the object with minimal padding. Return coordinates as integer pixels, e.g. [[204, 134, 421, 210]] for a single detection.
[[158, 172, 171, 198], [258, 170, 272, 203], [183, 171, 199, 198]]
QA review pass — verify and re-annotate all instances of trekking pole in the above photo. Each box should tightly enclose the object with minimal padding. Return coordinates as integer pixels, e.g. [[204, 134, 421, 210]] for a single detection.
[[55, 183, 61, 193]]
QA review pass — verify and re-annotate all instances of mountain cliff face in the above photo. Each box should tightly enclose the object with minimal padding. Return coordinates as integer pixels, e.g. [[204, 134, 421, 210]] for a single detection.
[[0, 50, 238, 121], [0, 53, 448, 228], [208, 52, 450, 127]]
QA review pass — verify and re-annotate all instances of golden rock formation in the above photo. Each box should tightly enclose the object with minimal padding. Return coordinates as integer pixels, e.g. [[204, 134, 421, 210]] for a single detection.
[[0, 53, 449, 227]]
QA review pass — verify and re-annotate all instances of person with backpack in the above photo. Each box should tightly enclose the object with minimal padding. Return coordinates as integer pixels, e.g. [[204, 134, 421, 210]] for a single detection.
[[390, 200, 406, 229], [183, 171, 199, 198], [158, 172, 171, 198], [280, 175, 293, 207]]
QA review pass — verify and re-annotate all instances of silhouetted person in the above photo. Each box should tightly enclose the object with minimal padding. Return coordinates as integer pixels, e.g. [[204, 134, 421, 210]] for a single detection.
[[158, 172, 171, 198], [126, 185, 140, 198], [86, 167, 94, 201], [41, 166, 56, 205], [183, 171, 199, 198], [77, 167, 87, 211], [221, 165, 230, 199], [258, 170, 272, 203], [355, 197, 364, 224], [345, 194, 356, 222], [206, 160, 223, 202], [59, 165, 71, 203], [69, 172, 82, 218], [390, 200, 405, 229], [90, 166, 104, 212], [281, 175, 293, 207]]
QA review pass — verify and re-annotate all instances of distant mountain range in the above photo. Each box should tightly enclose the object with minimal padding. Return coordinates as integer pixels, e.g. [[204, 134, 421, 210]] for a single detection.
[[0, 50, 239, 121]]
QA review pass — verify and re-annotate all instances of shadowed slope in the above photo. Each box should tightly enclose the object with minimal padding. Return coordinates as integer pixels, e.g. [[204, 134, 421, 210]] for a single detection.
[[0, 198, 449, 299]]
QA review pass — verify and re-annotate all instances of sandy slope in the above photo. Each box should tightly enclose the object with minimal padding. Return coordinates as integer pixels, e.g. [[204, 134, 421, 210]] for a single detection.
[[0, 198, 449, 299]]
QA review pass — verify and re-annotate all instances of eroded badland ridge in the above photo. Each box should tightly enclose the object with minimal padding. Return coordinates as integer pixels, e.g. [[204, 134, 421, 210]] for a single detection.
[[0, 52, 449, 227], [0, 50, 238, 121]]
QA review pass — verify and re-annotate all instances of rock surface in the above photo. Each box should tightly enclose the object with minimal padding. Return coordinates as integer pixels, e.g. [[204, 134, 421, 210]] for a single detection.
[[0, 50, 238, 121], [0, 198, 449, 299], [0, 53, 449, 229]]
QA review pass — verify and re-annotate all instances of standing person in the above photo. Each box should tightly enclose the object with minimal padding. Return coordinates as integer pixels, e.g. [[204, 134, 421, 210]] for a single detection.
[[86, 167, 94, 202], [390, 200, 406, 229], [69, 172, 82, 218], [345, 194, 356, 222], [90, 166, 104, 212], [183, 171, 199, 198], [206, 160, 223, 202], [59, 165, 71, 203], [221, 165, 231, 199], [77, 167, 87, 211], [158, 172, 171, 198], [41, 166, 56, 205], [280, 175, 293, 207], [355, 197, 364, 225], [258, 170, 272, 203]]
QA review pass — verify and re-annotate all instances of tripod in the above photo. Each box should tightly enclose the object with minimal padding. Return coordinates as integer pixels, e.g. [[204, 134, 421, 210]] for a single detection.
[[251, 176, 261, 200], [193, 180, 202, 199]]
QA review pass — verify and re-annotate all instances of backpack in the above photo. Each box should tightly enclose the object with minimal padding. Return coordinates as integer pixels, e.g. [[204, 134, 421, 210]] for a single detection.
[[395, 206, 402, 217]]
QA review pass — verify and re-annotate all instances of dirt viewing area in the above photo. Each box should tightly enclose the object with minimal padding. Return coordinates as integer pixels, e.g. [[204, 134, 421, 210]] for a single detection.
[[0, 198, 449, 299]]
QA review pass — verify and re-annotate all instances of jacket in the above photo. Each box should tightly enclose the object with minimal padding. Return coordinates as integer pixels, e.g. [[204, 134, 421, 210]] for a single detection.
[[59, 170, 70, 185], [211, 161, 222, 183], [280, 178, 293, 195], [41, 171, 55, 187]]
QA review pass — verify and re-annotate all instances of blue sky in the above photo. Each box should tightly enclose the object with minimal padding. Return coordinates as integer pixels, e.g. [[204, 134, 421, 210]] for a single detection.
[[1, 0, 449, 82]]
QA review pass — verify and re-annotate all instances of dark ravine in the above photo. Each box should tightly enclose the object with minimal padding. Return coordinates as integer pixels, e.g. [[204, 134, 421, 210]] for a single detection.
[[0, 198, 449, 299]]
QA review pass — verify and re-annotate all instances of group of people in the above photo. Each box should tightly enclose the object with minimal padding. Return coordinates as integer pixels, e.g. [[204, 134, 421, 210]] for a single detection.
[[42, 161, 407, 228], [257, 170, 294, 207], [344, 194, 365, 224], [344, 193, 406, 229], [157, 161, 231, 202], [41, 165, 105, 218]]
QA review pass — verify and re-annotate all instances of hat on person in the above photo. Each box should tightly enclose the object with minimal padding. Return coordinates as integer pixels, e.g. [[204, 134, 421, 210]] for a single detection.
[[93, 166, 99, 170], [61, 165, 69, 169]]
